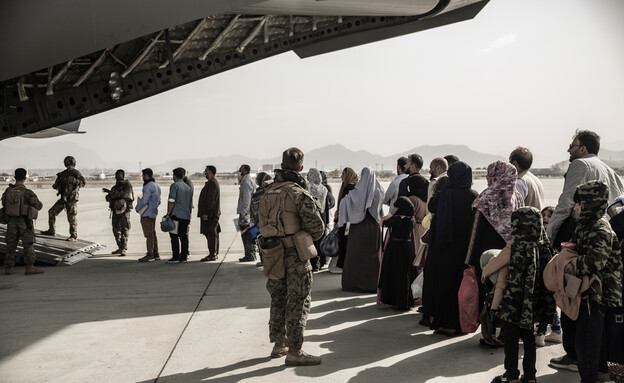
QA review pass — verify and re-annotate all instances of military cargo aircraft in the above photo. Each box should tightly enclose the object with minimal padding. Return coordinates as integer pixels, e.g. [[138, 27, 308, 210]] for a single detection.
[[0, 0, 489, 140]]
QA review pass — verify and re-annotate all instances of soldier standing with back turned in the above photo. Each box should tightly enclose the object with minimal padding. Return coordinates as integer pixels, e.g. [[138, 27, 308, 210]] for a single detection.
[[41, 156, 86, 241], [102, 169, 134, 256], [2, 168, 44, 275], [257, 147, 325, 366]]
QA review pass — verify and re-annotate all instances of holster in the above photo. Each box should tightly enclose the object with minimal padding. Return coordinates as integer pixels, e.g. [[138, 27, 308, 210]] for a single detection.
[[293, 230, 317, 262]]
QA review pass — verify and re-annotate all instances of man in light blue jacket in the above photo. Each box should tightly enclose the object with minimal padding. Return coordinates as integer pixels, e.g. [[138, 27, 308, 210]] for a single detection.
[[165, 167, 193, 264], [135, 168, 161, 262]]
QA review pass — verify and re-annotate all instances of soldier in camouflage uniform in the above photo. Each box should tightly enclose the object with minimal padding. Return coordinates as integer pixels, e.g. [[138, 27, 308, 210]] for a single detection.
[[40, 156, 86, 241], [258, 148, 325, 366], [103, 169, 134, 256], [2, 168, 44, 275], [492, 207, 555, 383], [571, 181, 623, 383]]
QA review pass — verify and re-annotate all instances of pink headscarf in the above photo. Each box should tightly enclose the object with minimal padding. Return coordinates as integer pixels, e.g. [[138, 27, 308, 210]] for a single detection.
[[472, 161, 524, 242]]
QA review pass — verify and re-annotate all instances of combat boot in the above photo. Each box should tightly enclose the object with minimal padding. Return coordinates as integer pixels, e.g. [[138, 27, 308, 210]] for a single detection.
[[40, 229, 55, 236], [4, 267, 14, 275], [25, 265, 44, 275], [66, 237, 77, 242], [285, 349, 321, 366], [270, 342, 288, 358]]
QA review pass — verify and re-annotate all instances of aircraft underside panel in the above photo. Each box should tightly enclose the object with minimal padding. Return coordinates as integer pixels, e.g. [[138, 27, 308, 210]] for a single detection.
[[0, 0, 488, 141]]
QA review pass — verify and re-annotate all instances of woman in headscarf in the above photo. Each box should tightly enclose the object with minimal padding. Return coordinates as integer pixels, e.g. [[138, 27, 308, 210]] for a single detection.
[[378, 196, 417, 309], [468, 160, 523, 344], [306, 168, 327, 271], [333, 167, 358, 273], [338, 167, 385, 293], [421, 161, 479, 335]]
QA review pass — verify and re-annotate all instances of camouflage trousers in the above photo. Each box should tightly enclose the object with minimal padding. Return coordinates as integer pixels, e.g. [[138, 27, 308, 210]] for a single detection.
[[48, 199, 78, 238], [266, 249, 313, 350], [4, 217, 36, 267], [112, 212, 131, 250]]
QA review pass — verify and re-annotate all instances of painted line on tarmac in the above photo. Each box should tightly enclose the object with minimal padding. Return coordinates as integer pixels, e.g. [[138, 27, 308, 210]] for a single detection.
[[153, 231, 240, 383]]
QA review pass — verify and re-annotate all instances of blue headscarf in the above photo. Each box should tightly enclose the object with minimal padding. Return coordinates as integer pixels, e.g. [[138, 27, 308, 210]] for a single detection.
[[435, 161, 472, 244]]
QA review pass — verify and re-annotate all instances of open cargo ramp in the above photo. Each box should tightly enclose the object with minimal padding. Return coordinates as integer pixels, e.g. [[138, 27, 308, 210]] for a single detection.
[[0, 225, 102, 266]]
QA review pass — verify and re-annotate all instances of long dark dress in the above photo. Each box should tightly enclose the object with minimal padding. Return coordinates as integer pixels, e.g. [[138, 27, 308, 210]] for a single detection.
[[341, 212, 382, 293], [422, 188, 478, 331], [378, 215, 416, 308], [336, 183, 355, 268]]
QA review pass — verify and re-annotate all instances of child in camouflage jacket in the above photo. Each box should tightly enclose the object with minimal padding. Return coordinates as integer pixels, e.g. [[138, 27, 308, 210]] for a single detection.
[[492, 207, 555, 383]]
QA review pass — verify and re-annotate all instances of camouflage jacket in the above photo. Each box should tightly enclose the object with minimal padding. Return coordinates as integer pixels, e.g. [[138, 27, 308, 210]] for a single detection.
[[52, 169, 86, 202], [1, 184, 43, 216], [262, 169, 324, 241], [105, 180, 134, 213], [572, 181, 623, 307], [497, 207, 556, 329]]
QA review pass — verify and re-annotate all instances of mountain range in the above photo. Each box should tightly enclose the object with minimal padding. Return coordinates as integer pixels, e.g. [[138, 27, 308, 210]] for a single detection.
[[2, 141, 623, 174]]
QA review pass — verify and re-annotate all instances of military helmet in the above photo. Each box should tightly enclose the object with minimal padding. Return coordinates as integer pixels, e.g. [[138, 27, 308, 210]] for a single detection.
[[64, 156, 76, 167]]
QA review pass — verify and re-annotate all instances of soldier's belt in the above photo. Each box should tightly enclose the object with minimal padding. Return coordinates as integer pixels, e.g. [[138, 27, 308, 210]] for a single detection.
[[279, 235, 296, 249]]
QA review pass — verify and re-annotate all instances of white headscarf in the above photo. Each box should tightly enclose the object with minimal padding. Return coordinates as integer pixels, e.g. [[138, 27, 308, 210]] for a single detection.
[[306, 168, 327, 213], [338, 167, 385, 227]]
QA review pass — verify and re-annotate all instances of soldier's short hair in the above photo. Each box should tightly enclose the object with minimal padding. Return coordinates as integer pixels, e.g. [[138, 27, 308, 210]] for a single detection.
[[64, 156, 76, 167], [14, 168, 27, 181], [115, 169, 125, 177], [172, 167, 185, 179], [206, 165, 217, 175], [509, 147, 533, 171], [574, 130, 600, 155], [282, 147, 304, 171], [142, 168, 153, 178], [444, 155, 459, 166], [431, 157, 448, 172], [407, 153, 423, 169]]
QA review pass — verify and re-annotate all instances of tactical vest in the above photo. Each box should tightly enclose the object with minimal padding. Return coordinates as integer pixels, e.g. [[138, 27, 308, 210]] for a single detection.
[[4, 185, 29, 217], [258, 181, 302, 238]]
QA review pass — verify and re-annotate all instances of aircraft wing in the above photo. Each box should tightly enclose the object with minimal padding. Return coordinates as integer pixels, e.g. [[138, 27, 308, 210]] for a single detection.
[[21, 120, 84, 139]]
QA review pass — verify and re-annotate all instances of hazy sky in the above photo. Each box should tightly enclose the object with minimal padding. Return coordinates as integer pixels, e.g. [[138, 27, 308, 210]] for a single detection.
[[2, 0, 623, 168]]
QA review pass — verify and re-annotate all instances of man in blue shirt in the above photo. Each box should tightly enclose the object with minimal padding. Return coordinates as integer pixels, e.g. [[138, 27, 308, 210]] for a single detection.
[[136, 168, 162, 262], [165, 167, 193, 263]]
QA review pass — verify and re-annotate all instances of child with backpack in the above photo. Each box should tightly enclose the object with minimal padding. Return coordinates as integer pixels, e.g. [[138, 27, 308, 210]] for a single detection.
[[491, 207, 555, 383]]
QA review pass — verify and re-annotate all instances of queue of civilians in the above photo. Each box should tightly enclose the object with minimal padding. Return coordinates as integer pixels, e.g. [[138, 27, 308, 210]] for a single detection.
[[2, 130, 624, 380]]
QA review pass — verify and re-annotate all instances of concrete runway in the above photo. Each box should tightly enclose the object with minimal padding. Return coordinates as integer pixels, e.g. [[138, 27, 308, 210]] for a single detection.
[[0, 185, 575, 382]]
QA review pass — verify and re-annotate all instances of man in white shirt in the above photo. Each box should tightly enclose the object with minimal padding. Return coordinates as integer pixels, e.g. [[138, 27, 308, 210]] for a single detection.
[[509, 147, 544, 210], [383, 157, 407, 211]]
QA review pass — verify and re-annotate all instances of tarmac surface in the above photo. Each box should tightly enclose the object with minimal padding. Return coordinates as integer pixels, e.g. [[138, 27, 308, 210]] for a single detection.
[[0, 185, 576, 383]]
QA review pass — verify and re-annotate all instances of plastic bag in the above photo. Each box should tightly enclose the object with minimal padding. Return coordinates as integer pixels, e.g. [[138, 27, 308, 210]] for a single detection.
[[411, 272, 424, 298]]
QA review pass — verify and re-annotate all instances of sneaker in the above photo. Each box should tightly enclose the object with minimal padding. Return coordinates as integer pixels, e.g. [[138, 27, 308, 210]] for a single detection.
[[550, 354, 578, 372], [285, 350, 321, 366], [166, 258, 180, 264], [239, 256, 255, 262], [112, 249, 123, 255], [138, 255, 155, 263], [153, 254, 161, 261], [544, 331, 562, 343], [270, 343, 288, 358], [535, 334, 545, 347], [179, 258, 188, 263]]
